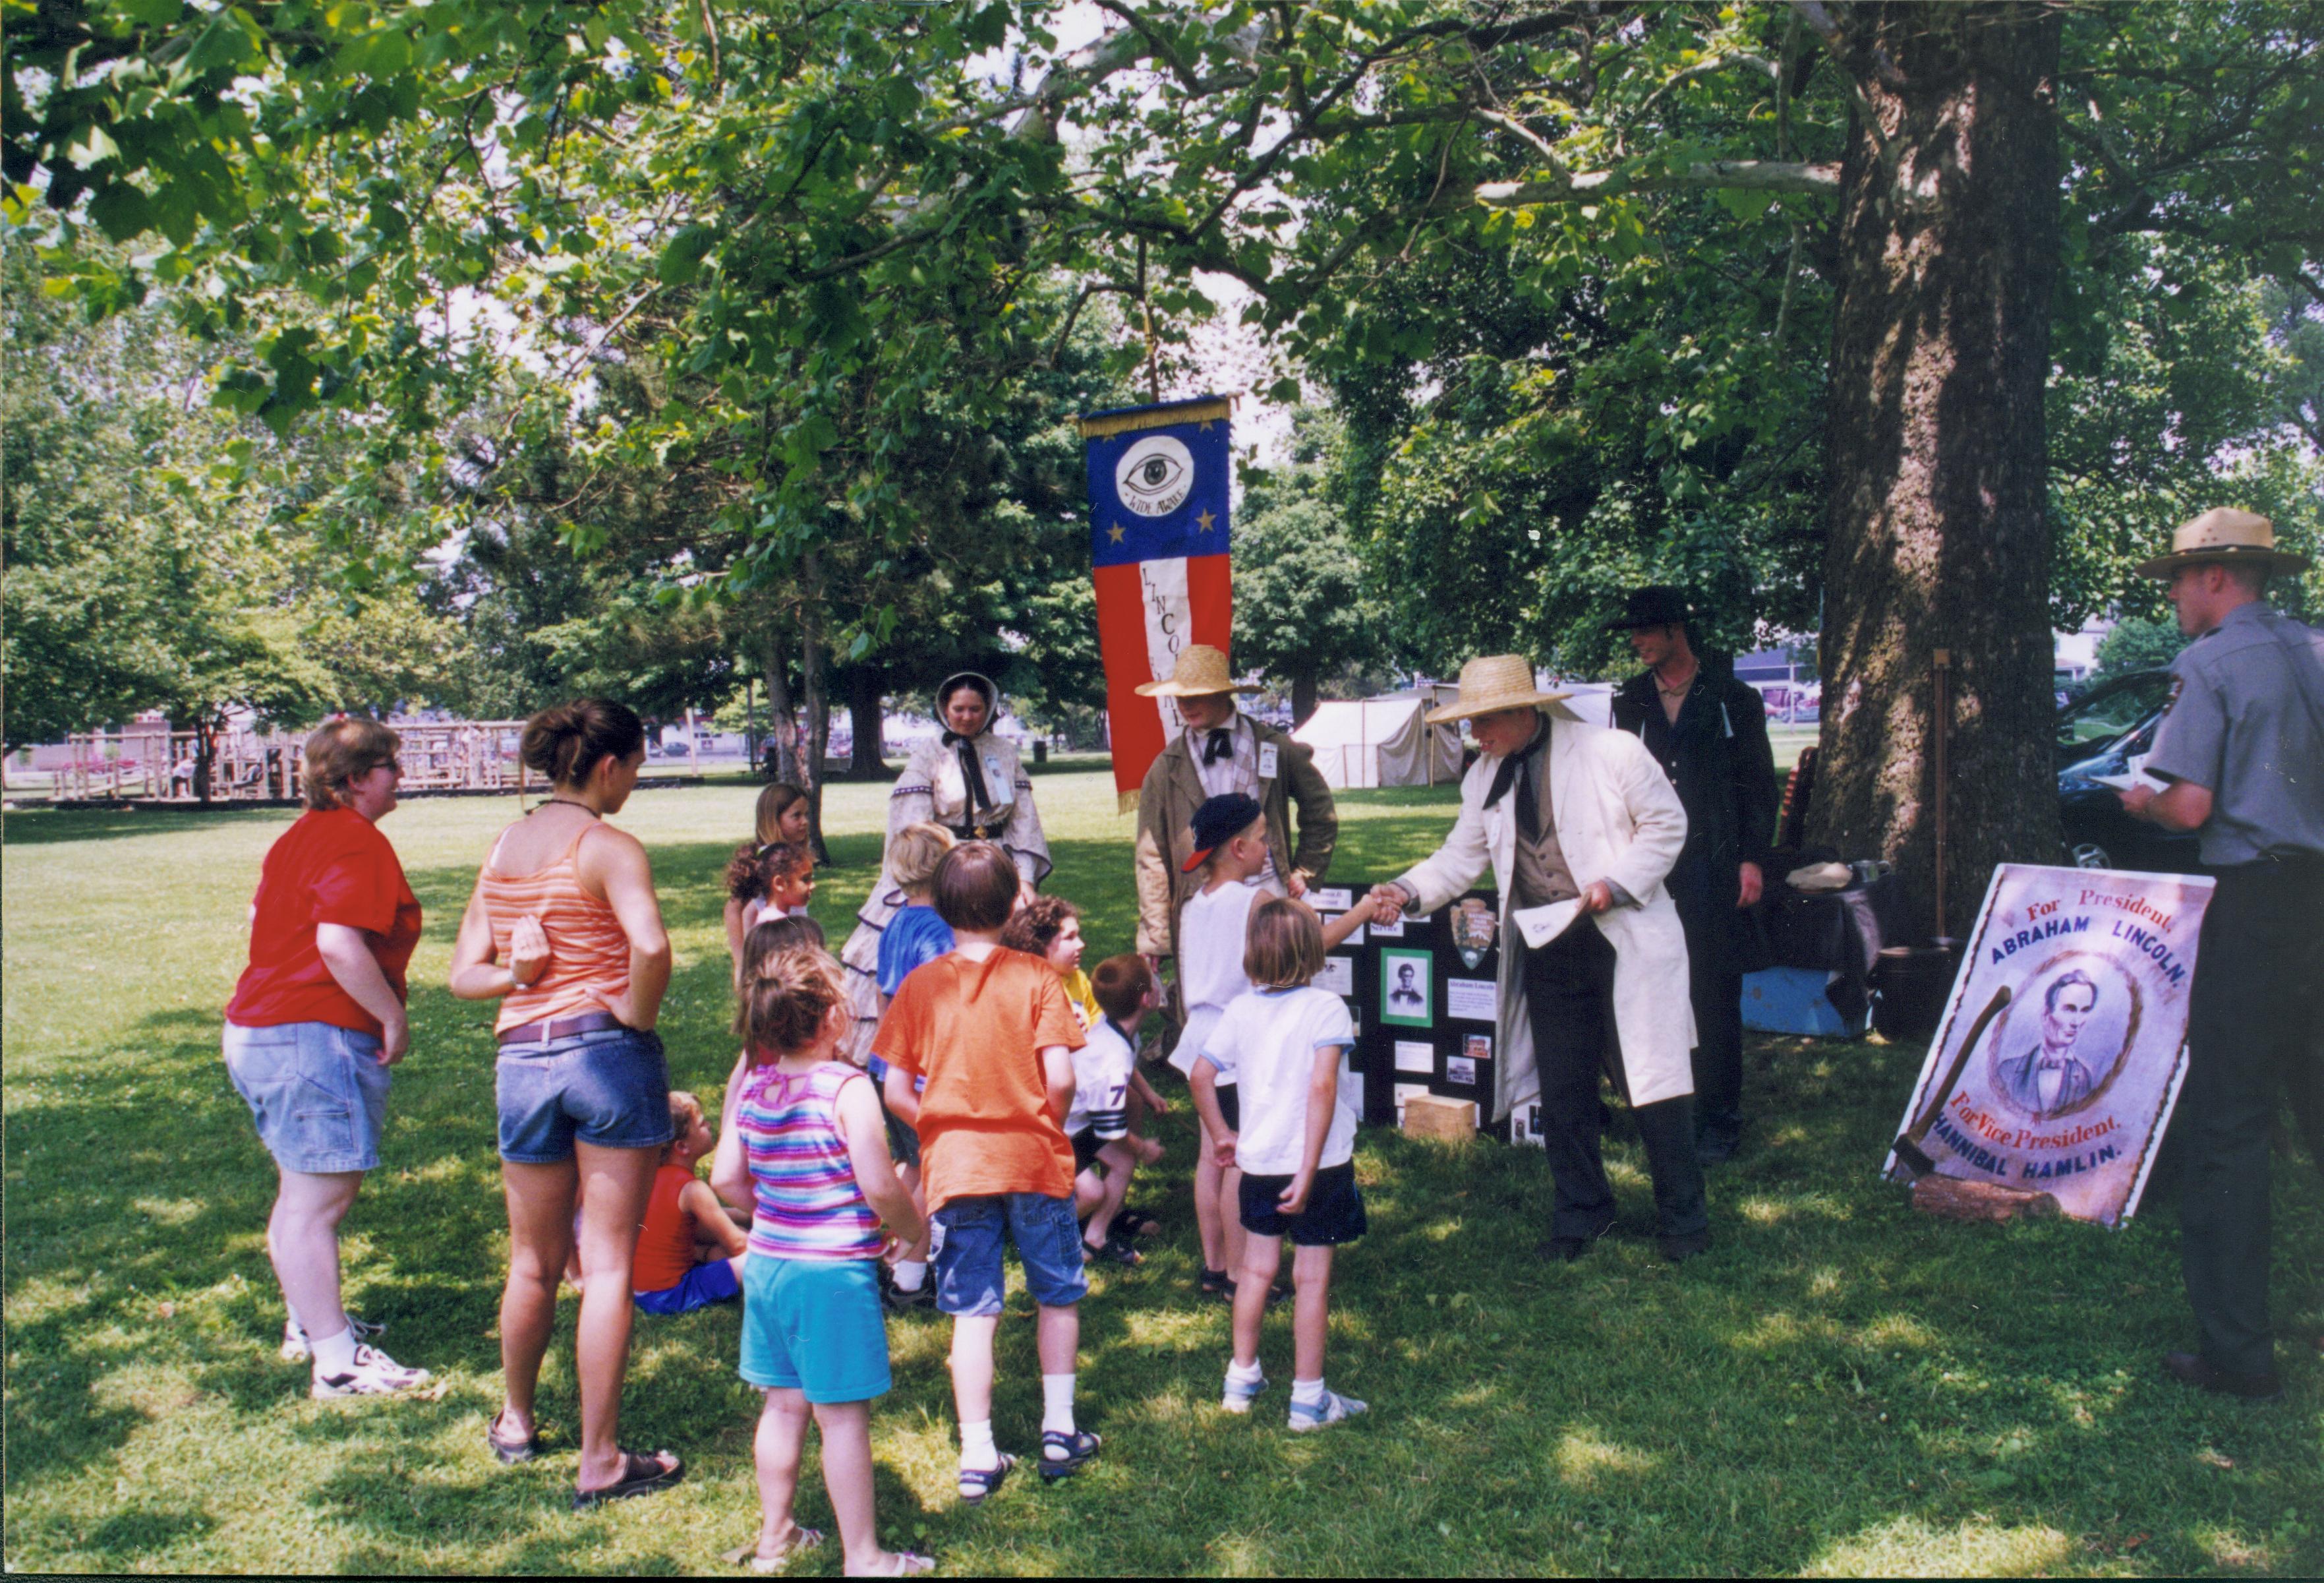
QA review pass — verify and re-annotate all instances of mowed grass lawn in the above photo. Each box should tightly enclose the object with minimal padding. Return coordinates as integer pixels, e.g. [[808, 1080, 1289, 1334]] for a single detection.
[[4, 768, 2319, 1576]]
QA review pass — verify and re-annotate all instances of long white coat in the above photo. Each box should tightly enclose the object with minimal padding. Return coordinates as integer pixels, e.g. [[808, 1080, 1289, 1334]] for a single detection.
[[1395, 711, 1697, 1120]]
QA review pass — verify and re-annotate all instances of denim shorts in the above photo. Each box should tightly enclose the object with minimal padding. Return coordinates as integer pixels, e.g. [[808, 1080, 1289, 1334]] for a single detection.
[[930, 1192, 1088, 1317], [495, 1025, 672, 1164], [740, 1257, 890, 1402], [223, 1020, 393, 1176]]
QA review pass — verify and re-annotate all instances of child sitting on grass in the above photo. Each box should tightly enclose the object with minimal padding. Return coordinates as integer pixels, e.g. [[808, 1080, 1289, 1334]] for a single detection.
[[1069, 955, 1169, 1267], [630, 1092, 750, 1315], [867, 821, 958, 1312], [875, 841, 1100, 1503], [710, 943, 930, 1577], [724, 841, 817, 983], [1190, 894, 1371, 1432], [1175, 794, 1366, 1300]]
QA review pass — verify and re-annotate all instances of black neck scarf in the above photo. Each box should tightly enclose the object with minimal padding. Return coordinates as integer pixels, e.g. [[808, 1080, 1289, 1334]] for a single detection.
[[1203, 727, 1234, 765], [1482, 717, 1550, 843], [941, 730, 994, 820]]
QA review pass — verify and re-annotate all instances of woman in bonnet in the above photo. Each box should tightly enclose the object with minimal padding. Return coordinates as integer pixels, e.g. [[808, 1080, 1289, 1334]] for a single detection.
[[836, 670, 1052, 1058]]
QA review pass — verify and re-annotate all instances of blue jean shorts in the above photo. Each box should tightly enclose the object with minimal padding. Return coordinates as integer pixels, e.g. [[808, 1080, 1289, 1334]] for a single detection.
[[495, 1025, 672, 1164], [740, 1257, 890, 1402], [930, 1192, 1088, 1317], [223, 1020, 393, 1176]]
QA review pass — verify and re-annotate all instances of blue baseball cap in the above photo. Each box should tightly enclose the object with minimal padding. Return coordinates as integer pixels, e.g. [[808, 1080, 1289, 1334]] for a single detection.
[[1184, 792, 1265, 872]]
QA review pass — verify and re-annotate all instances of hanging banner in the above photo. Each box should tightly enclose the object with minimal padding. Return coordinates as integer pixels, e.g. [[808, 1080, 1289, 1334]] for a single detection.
[[1882, 862, 2216, 1227], [1078, 396, 1235, 813]]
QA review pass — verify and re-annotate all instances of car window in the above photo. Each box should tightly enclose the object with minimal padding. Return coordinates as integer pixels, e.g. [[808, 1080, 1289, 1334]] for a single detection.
[[2057, 672, 2173, 758]]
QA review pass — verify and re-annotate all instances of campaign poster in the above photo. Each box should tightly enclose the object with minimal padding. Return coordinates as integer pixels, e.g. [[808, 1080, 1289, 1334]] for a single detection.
[[1882, 863, 2215, 1227]]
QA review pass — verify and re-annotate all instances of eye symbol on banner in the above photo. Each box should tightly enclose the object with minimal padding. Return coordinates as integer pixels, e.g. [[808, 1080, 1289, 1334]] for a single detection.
[[1115, 435, 1194, 518]]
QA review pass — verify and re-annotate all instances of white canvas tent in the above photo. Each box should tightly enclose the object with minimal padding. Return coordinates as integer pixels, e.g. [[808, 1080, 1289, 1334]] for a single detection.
[[1293, 696, 1463, 789]]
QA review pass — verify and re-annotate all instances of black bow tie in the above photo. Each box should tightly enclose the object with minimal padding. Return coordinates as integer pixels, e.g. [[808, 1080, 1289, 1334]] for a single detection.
[[941, 730, 971, 748], [1203, 728, 1233, 765]]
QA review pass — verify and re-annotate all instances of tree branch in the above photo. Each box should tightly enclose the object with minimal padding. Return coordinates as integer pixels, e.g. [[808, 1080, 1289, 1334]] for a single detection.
[[1474, 159, 1840, 208]]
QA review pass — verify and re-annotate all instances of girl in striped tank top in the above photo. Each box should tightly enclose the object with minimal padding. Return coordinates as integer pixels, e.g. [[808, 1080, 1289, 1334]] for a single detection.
[[711, 944, 930, 1576]]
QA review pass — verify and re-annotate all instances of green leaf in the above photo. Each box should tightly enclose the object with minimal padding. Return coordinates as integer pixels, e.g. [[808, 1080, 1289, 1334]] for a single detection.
[[658, 223, 716, 286], [86, 182, 156, 241], [114, 0, 186, 25], [1714, 186, 1775, 222]]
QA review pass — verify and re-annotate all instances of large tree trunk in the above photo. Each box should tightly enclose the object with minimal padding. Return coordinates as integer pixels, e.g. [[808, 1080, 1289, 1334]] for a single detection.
[[843, 663, 887, 779], [1809, 1, 2063, 943], [1289, 668, 1320, 728], [758, 626, 800, 787]]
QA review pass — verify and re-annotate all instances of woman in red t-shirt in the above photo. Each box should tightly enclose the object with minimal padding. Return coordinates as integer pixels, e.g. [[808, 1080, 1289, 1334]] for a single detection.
[[226, 719, 537, 1400]]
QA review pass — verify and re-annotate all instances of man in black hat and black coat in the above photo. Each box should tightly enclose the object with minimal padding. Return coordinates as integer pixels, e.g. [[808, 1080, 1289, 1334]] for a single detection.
[[1608, 586, 1779, 1164]]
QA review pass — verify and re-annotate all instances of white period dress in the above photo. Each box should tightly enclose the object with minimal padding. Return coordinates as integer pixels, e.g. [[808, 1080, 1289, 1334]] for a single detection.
[[838, 731, 1051, 1062]]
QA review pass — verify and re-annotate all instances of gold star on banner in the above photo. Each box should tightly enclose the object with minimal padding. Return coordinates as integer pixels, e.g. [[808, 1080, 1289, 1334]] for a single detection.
[[1108, 523, 1126, 543], [1198, 419, 1216, 432], [1196, 509, 1217, 533]]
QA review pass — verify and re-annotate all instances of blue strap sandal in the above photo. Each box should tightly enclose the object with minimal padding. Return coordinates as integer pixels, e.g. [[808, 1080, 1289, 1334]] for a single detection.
[[956, 1451, 1016, 1507], [1038, 1429, 1102, 1480]]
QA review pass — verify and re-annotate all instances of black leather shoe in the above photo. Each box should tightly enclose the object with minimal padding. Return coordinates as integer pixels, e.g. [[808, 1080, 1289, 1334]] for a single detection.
[[2163, 1351, 2284, 1400], [1660, 1231, 1711, 1263], [1536, 1224, 1612, 1263], [1694, 1133, 1737, 1166]]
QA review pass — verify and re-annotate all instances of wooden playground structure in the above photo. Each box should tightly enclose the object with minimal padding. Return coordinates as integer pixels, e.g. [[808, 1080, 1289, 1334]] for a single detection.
[[55, 720, 545, 804]]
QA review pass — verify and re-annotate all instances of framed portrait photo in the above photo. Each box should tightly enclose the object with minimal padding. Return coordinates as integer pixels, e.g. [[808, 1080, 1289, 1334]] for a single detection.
[[1380, 948, 1433, 1029]]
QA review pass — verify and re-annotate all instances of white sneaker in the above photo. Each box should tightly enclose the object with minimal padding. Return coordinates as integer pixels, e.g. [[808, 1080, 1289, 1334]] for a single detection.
[[281, 1313, 384, 1363], [310, 1342, 431, 1399], [1287, 1389, 1367, 1432]]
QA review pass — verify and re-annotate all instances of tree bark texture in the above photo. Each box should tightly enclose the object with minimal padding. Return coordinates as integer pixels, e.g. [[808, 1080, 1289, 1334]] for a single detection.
[[843, 664, 887, 779], [758, 631, 799, 788], [1810, 1, 2064, 942], [799, 553, 833, 864]]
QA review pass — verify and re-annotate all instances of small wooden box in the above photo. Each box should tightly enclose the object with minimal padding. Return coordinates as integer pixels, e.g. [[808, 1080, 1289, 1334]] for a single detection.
[[1401, 1094, 1478, 1143]]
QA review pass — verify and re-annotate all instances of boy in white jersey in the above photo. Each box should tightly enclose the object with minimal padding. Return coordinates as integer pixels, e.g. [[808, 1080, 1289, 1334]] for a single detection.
[[1069, 953, 1166, 1265]]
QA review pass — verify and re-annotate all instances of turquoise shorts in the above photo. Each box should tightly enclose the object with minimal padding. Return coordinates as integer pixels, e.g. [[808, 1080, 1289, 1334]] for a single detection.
[[738, 1257, 890, 1403]]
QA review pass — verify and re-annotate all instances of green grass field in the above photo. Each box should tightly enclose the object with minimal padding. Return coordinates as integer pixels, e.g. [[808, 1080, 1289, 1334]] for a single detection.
[[4, 770, 2318, 1576]]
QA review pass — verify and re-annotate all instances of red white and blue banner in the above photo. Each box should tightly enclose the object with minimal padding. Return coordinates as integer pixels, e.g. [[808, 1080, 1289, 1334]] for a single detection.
[[1078, 396, 1235, 812]]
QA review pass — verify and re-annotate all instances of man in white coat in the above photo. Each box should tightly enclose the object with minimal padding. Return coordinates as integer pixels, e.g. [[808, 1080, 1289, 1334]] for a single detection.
[[1366, 655, 1710, 1262]]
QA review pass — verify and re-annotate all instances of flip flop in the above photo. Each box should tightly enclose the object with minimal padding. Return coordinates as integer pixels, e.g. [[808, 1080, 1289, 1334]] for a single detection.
[[956, 1451, 1016, 1507], [486, 1410, 540, 1466], [730, 1524, 823, 1572], [857, 1551, 935, 1576], [572, 1449, 683, 1510]]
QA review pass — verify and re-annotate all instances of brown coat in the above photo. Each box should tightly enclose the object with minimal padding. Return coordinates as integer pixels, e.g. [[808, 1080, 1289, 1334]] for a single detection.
[[1133, 717, 1339, 959]]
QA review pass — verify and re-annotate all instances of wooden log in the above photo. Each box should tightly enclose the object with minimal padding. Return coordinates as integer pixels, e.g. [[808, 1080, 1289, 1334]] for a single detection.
[[1401, 1094, 1478, 1143], [1910, 1174, 2060, 1223]]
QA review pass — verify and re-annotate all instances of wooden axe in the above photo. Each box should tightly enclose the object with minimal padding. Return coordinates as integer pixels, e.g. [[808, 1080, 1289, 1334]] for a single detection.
[[1890, 985, 2012, 1179]]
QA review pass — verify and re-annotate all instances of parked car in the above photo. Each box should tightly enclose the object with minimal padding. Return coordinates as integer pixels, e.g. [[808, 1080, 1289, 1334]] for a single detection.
[[2055, 669, 2199, 874]]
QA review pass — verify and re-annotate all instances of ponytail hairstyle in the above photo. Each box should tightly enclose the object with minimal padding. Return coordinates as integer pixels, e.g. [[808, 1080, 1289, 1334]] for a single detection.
[[753, 781, 808, 847], [734, 943, 849, 1062], [519, 699, 645, 791], [726, 839, 813, 904]]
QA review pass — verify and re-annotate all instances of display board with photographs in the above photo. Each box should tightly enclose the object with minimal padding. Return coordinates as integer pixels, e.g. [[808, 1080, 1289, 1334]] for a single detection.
[[1316, 887, 1503, 1126]]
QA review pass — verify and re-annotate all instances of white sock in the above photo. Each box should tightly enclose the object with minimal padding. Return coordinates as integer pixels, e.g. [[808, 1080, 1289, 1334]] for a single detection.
[[310, 1325, 359, 1374], [892, 1259, 927, 1293], [1291, 1376, 1327, 1409], [1226, 1359, 1265, 1389], [1041, 1373, 1077, 1439], [959, 1418, 998, 1471]]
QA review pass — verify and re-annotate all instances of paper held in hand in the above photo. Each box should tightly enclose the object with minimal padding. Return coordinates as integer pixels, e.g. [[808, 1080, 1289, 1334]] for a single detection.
[[1511, 897, 1584, 949], [2091, 752, 2165, 794]]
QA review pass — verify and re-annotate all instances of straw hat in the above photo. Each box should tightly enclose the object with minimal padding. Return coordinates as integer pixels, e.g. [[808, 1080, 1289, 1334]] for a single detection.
[[1134, 644, 1263, 699], [1423, 655, 1573, 724], [2135, 508, 2310, 579]]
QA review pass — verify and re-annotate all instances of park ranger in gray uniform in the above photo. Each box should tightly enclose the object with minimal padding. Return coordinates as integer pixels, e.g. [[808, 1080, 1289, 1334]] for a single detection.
[[2120, 508, 2324, 1402]]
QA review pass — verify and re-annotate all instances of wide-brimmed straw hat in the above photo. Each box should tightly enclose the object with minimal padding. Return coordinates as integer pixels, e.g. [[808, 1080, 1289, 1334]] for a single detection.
[[1424, 655, 1573, 724], [2134, 508, 2310, 579], [1134, 644, 1263, 699]]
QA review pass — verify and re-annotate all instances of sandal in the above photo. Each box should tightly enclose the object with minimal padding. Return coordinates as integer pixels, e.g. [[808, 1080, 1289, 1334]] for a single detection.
[[857, 1551, 935, 1576], [486, 1409, 540, 1466], [571, 1448, 684, 1510], [956, 1451, 1016, 1507], [1113, 1209, 1159, 1240], [1038, 1429, 1101, 1480], [736, 1524, 824, 1572], [1084, 1232, 1144, 1268]]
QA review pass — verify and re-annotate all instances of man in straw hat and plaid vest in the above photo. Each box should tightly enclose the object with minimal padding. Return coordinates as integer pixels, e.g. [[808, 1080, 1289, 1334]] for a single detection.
[[1366, 655, 1711, 1262], [1132, 644, 1339, 974], [2119, 508, 2324, 1401]]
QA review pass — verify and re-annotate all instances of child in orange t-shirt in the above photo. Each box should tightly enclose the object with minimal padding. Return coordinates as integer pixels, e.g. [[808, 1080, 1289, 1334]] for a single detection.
[[874, 843, 1099, 1505], [630, 1091, 750, 1314]]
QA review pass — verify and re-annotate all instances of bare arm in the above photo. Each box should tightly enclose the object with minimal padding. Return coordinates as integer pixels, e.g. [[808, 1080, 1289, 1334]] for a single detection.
[[1041, 1044, 1075, 1128], [448, 886, 550, 1001], [316, 924, 409, 1064], [584, 827, 672, 1030], [709, 1104, 752, 1207], [2122, 779, 2214, 831], [724, 897, 747, 972], [1128, 1067, 1169, 1115], [680, 1179, 749, 1258], [882, 1065, 922, 1128], [837, 1075, 923, 1248], [1277, 1042, 1345, 1214], [1320, 905, 1370, 952], [1189, 1058, 1236, 1168]]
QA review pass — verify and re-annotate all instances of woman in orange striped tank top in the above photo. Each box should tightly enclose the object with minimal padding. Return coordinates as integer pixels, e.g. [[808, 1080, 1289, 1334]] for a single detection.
[[449, 699, 685, 1509]]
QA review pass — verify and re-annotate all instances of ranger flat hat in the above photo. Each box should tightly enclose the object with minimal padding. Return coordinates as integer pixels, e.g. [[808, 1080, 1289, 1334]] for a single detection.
[[1423, 655, 1572, 724], [2135, 508, 2311, 579], [1134, 643, 1263, 698], [1604, 585, 1694, 632]]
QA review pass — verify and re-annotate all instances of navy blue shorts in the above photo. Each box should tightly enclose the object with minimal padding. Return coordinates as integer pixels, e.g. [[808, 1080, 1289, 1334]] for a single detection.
[[633, 1257, 741, 1315], [1238, 1160, 1366, 1247], [495, 1025, 672, 1164], [931, 1193, 1088, 1317]]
